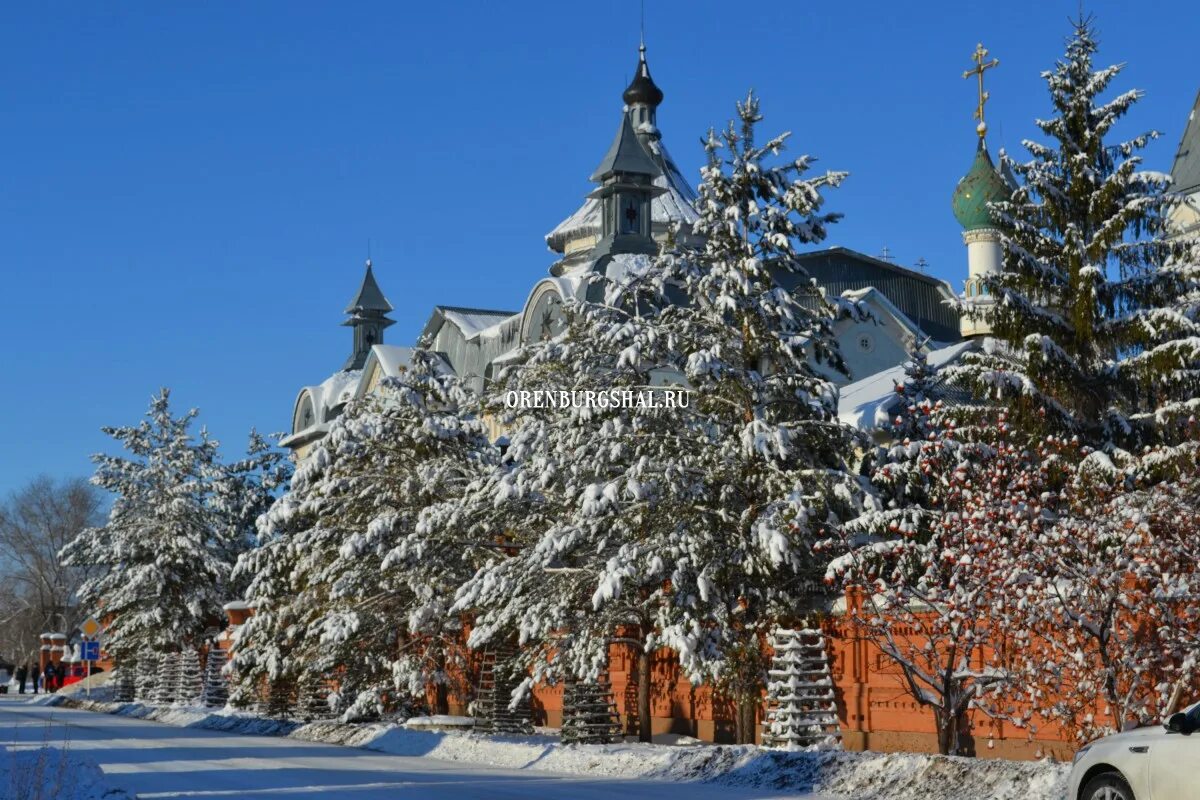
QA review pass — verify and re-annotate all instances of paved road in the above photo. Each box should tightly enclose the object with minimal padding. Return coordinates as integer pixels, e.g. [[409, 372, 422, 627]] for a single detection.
[[0, 697, 807, 799]]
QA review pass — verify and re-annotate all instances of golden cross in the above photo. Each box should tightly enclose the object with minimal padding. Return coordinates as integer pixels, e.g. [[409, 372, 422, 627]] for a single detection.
[[962, 43, 999, 139]]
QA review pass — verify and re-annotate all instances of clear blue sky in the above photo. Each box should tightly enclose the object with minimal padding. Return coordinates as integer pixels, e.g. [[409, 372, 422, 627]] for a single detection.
[[1, 1, 1196, 495]]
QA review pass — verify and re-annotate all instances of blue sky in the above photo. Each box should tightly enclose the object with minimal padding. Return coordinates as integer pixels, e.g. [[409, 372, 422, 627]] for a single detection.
[[1, 1, 1196, 495]]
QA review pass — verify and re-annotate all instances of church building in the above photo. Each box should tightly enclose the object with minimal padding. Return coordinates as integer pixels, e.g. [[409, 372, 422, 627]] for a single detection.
[[282, 44, 1006, 458]]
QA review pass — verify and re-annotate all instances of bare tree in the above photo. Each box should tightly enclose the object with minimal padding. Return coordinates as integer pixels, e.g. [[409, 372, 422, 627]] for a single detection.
[[0, 476, 104, 665]]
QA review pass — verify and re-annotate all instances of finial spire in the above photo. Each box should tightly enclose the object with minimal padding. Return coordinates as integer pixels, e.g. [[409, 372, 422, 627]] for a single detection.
[[640, 0, 645, 48], [962, 43, 999, 141]]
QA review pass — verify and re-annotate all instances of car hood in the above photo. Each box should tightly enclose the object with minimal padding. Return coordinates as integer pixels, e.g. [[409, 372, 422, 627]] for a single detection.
[[1091, 725, 1166, 747]]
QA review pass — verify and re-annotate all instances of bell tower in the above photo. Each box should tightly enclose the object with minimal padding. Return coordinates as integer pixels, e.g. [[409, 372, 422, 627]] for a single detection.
[[588, 110, 665, 259], [342, 259, 394, 370]]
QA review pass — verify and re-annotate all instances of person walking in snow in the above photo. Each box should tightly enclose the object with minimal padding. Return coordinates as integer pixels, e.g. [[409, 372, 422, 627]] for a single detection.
[[15, 663, 27, 694]]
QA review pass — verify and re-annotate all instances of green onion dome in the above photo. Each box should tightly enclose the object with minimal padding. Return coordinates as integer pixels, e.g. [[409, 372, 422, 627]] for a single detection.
[[951, 143, 1010, 230]]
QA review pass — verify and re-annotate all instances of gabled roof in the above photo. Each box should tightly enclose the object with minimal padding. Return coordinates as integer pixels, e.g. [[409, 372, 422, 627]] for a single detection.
[[419, 305, 518, 345], [1171, 89, 1200, 195], [590, 111, 662, 182], [344, 260, 393, 314]]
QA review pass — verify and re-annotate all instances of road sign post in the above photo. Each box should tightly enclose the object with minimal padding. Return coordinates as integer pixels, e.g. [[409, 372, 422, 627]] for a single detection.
[[80, 618, 103, 699]]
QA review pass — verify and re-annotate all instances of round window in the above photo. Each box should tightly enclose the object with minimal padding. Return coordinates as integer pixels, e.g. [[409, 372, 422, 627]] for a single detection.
[[857, 333, 875, 353]]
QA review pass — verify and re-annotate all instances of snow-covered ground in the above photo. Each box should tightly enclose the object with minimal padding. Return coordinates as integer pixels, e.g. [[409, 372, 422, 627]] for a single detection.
[[0, 696, 810, 799], [1, 744, 132, 800], [14, 691, 1072, 800]]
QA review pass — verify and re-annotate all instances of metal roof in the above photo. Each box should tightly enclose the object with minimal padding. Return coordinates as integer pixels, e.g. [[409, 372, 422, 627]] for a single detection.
[[793, 248, 962, 343], [344, 260, 393, 313], [590, 111, 662, 183], [1171, 89, 1200, 195]]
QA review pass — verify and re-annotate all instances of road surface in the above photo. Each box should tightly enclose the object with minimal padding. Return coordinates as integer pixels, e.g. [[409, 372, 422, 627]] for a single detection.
[[0, 696, 812, 799]]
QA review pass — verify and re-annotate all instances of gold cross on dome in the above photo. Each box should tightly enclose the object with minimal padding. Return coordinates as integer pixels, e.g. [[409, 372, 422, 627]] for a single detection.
[[963, 43, 999, 139]]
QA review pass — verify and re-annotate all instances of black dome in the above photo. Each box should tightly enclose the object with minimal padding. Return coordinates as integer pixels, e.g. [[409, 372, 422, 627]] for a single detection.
[[622, 45, 663, 108]]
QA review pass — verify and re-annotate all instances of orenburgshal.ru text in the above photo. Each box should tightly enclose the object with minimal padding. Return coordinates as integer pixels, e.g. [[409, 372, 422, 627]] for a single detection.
[[503, 388, 690, 410]]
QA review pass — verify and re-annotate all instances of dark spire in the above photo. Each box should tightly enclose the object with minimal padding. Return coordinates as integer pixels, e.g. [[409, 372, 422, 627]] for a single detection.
[[590, 110, 662, 183], [344, 258, 393, 314], [622, 43, 663, 108], [341, 259, 395, 371]]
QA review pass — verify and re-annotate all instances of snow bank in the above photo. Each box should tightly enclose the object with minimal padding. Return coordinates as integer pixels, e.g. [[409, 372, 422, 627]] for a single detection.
[[1, 745, 131, 800], [53, 671, 113, 701], [403, 714, 475, 728], [53, 697, 1069, 800]]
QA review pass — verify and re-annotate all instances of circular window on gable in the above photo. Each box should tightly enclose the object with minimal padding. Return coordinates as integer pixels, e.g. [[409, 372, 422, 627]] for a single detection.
[[857, 333, 875, 353]]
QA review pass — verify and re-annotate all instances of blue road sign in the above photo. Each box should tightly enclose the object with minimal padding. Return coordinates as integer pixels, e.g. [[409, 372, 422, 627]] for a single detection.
[[81, 641, 100, 661]]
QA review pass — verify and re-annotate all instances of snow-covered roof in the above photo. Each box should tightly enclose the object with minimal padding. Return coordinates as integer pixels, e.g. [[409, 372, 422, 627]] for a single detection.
[[839, 286, 925, 341], [286, 368, 362, 444], [433, 306, 518, 339], [836, 340, 978, 432], [369, 345, 413, 379], [222, 601, 253, 612]]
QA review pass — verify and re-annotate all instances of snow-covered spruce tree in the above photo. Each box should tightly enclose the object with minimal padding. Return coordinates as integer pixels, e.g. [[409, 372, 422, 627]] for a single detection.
[[211, 430, 293, 598], [949, 18, 1200, 456], [849, 343, 961, 543], [230, 350, 496, 716], [60, 390, 229, 661], [445, 269, 684, 743], [452, 93, 864, 745], [650, 92, 864, 742], [827, 417, 1067, 755], [1008, 454, 1200, 741]]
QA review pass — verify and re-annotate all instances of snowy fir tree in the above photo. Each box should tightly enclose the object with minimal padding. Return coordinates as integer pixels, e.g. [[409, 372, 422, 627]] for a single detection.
[[201, 647, 229, 708], [176, 648, 204, 706], [848, 342, 961, 543], [948, 18, 1200, 456], [230, 350, 496, 714], [59, 389, 230, 660], [451, 94, 865, 744], [445, 266, 692, 742], [211, 430, 293, 597], [647, 92, 865, 742]]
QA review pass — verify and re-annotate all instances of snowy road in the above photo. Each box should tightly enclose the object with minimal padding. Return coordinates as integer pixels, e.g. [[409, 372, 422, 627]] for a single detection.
[[0, 697, 813, 799]]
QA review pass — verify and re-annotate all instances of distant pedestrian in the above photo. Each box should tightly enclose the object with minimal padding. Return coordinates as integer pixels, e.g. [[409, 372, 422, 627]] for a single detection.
[[15, 664, 27, 694], [30, 663, 39, 695], [43, 662, 57, 694]]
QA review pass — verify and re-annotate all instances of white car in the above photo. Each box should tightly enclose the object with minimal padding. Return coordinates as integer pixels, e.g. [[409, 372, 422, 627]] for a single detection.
[[1069, 703, 1200, 799]]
